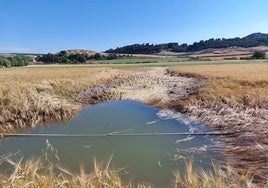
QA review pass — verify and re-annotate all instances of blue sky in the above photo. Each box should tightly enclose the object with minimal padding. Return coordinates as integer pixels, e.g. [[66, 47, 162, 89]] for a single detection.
[[1, 0, 267, 53]]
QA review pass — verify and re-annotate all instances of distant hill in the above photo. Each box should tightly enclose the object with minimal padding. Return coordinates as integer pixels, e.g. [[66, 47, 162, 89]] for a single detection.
[[105, 33, 268, 54]]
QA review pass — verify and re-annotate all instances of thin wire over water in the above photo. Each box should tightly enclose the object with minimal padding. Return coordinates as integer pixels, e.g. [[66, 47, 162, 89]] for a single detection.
[[0, 131, 234, 138]]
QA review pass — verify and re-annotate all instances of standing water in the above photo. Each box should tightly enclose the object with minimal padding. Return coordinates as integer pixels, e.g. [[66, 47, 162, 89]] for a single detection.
[[0, 100, 220, 187]]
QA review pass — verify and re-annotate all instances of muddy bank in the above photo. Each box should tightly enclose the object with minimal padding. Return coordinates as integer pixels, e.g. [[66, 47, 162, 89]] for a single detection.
[[74, 68, 268, 183], [73, 69, 202, 107], [185, 103, 268, 181]]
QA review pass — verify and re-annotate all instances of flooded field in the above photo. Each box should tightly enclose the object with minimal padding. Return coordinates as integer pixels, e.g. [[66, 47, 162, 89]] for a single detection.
[[0, 100, 220, 186]]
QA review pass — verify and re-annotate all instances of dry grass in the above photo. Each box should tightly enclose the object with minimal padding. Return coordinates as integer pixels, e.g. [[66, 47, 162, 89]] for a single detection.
[[0, 67, 125, 133], [0, 140, 152, 188], [0, 154, 264, 188], [168, 62, 268, 181], [0, 155, 127, 188], [169, 63, 268, 109], [174, 160, 262, 188]]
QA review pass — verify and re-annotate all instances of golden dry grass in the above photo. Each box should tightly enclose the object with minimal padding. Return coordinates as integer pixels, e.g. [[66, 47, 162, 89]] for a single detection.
[[0, 140, 151, 188], [0, 152, 260, 188], [0, 156, 127, 188], [169, 63, 268, 109], [169, 62, 268, 182], [0, 67, 125, 132], [174, 160, 258, 188]]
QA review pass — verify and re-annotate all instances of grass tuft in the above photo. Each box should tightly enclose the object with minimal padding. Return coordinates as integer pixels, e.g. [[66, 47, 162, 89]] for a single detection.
[[174, 160, 255, 188], [0, 154, 264, 188]]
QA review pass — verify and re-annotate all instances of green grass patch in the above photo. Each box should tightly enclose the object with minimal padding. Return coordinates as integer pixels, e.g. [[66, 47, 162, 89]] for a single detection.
[[94, 56, 189, 64]]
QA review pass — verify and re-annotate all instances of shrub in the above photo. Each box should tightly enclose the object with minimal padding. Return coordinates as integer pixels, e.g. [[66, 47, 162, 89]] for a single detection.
[[0, 58, 11, 67], [252, 50, 266, 59]]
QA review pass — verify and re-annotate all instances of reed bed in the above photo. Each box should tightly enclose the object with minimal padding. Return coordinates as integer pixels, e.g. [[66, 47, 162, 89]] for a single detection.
[[0, 67, 125, 133], [168, 63, 268, 181], [0, 154, 263, 188], [174, 160, 259, 188], [0, 155, 126, 188]]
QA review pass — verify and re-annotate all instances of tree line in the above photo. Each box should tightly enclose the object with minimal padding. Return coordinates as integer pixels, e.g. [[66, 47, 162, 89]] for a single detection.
[[0, 56, 32, 67], [105, 33, 268, 54], [36, 51, 120, 64]]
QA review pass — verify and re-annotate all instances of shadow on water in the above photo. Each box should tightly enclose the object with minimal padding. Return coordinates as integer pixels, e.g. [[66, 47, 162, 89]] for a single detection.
[[0, 100, 222, 187]]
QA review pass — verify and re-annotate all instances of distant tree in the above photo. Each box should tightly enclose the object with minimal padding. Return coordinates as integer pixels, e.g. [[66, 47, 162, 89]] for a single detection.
[[59, 51, 67, 56], [94, 53, 103, 60], [0, 58, 11, 67], [14, 56, 25, 66], [252, 50, 266, 59], [107, 53, 118, 60], [77, 54, 87, 62], [8, 57, 19, 66], [5, 56, 30, 67], [105, 33, 268, 54], [61, 56, 69, 63]]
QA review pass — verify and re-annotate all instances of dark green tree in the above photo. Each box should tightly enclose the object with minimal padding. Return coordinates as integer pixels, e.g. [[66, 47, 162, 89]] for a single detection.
[[93, 53, 103, 60], [0, 58, 11, 67], [252, 50, 266, 59]]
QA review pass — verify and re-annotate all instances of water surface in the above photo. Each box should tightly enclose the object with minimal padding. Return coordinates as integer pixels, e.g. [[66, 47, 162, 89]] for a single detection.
[[0, 100, 220, 187]]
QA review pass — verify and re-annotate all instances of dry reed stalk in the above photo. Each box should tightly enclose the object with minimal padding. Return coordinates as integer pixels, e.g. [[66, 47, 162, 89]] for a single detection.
[[0, 68, 125, 133], [174, 160, 255, 188], [168, 63, 268, 182], [1, 154, 263, 188]]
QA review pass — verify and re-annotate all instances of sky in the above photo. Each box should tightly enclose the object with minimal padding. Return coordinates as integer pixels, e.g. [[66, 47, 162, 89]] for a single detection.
[[0, 0, 268, 53]]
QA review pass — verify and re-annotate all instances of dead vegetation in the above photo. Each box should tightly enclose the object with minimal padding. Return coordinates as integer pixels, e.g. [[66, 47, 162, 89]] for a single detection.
[[73, 69, 200, 108], [0, 152, 260, 188], [0, 67, 125, 133], [168, 63, 268, 181], [0, 142, 128, 188], [174, 160, 259, 188]]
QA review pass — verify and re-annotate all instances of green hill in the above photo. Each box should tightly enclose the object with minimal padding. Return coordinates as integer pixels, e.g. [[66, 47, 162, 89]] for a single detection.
[[105, 33, 268, 54]]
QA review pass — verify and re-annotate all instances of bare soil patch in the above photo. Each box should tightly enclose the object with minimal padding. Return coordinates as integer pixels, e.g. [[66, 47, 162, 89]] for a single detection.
[[73, 68, 202, 108]]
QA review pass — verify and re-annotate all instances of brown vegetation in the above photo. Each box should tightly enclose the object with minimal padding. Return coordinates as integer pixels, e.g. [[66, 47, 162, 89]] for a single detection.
[[0, 67, 124, 133], [0, 153, 258, 188], [168, 63, 268, 181], [73, 68, 201, 109], [174, 160, 257, 188]]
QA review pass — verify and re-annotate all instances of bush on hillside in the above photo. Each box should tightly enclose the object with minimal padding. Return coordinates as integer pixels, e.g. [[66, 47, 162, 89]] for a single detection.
[[252, 50, 266, 59]]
